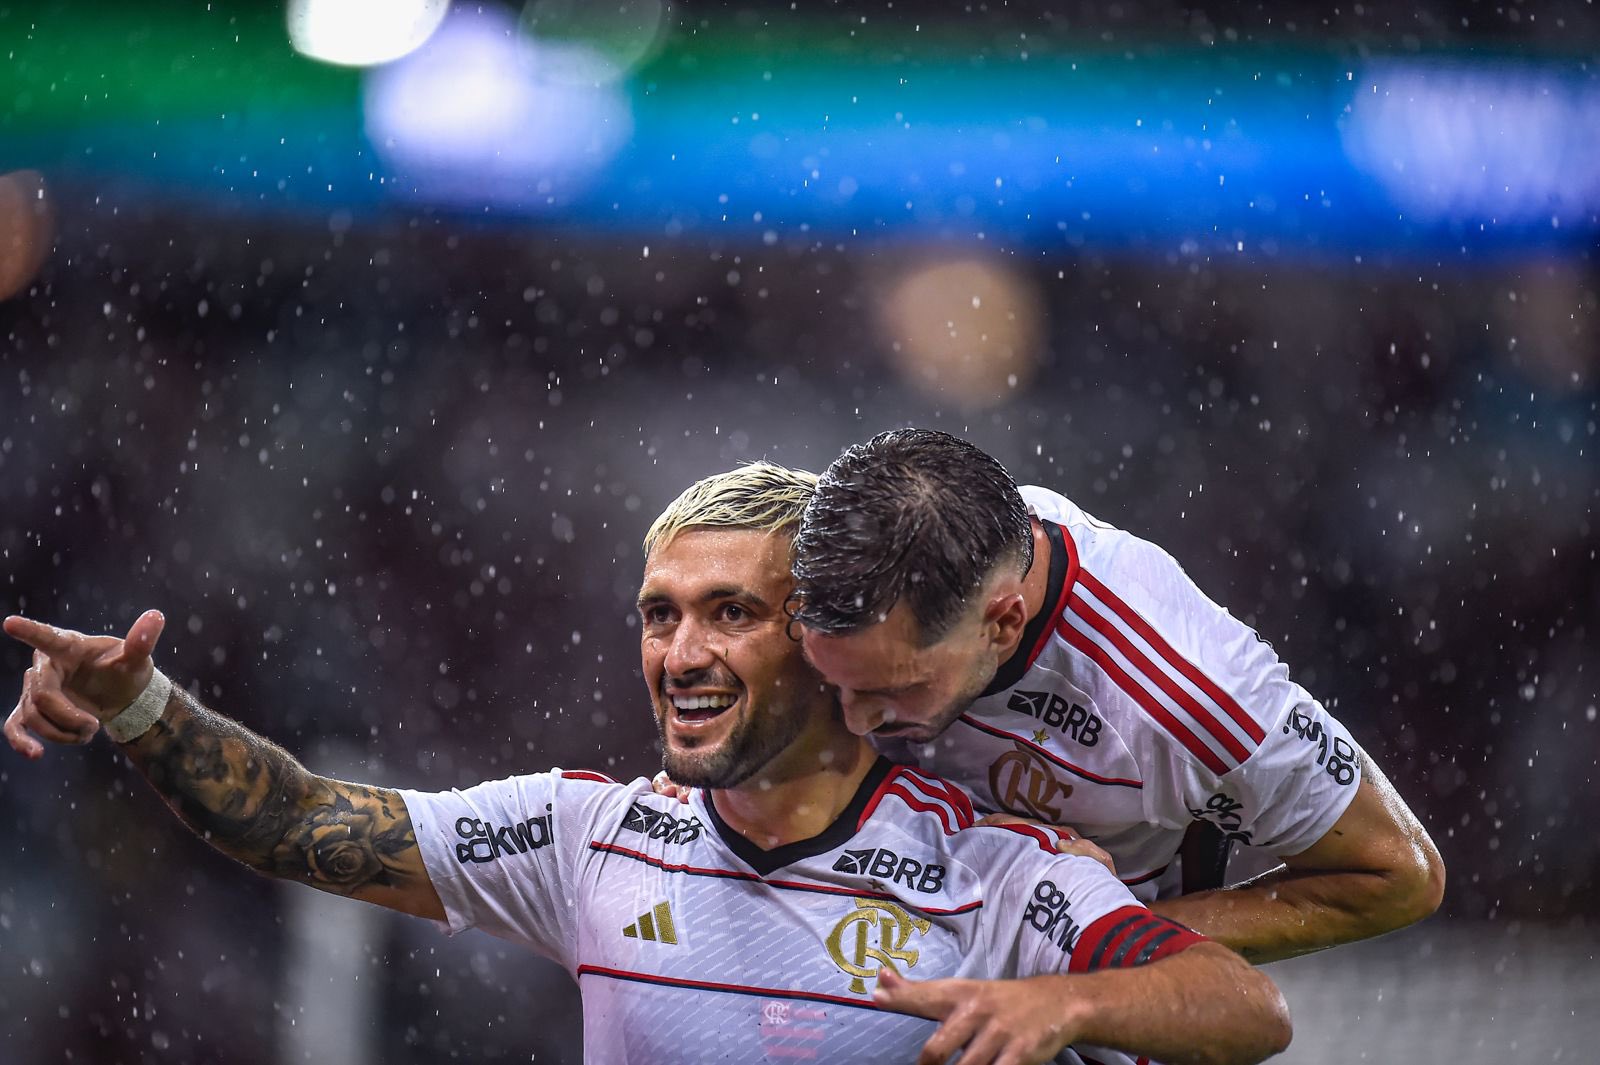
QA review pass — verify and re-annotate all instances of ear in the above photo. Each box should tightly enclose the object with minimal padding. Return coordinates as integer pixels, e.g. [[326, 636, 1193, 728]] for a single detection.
[[981, 592, 1029, 654]]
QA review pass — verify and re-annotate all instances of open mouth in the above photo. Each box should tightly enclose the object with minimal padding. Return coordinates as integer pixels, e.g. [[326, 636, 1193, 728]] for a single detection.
[[669, 691, 739, 725]]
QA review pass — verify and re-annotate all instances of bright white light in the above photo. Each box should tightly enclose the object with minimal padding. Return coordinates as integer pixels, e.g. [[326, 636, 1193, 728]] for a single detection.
[[520, 0, 666, 85], [288, 0, 450, 68], [364, 4, 632, 208], [1343, 62, 1600, 225]]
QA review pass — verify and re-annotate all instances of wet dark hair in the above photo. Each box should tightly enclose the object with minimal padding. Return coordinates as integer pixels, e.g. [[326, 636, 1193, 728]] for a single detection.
[[790, 429, 1033, 644]]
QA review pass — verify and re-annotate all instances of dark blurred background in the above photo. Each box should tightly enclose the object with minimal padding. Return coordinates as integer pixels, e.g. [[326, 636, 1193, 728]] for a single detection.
[[1, 1, 1595, 1062]]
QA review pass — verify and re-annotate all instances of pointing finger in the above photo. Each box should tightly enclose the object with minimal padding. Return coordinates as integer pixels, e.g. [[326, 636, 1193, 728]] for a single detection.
[[3, 616, 78, 656]]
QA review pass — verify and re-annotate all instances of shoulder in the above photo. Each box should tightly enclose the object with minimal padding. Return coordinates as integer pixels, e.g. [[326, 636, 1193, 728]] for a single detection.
[[864, 765, 978, 837]]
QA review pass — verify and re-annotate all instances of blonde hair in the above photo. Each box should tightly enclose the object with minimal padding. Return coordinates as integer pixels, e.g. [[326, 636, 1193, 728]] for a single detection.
[[644, 462, 819, 557]]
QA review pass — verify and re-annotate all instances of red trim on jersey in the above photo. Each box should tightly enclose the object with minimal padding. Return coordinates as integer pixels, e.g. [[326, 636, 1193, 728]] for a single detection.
[[577, 965, 883, 1013], [1021, 520, 1081, 670], [1068, 587, 1251, 765], [590, 842, 762, 881], [588, 842, 984, 916], [558, 769, 616, 783], [894, 768, 977, 829], [883, 783, 959, 835], [1118, 864, 1169, 887], [1079, 569, 1266, 745], [1068, 906, 1206, 973], [981, 821, 1060, 856], [857, 765, 970, 833], [958, 714, 1144, 789], [901, 767, 977, 827], [1057, 619, 1230, 775]]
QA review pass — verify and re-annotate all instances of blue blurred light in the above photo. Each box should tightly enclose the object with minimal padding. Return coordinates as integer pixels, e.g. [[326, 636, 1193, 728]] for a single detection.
[[363, 4, 631, 209], [1342, 61, 1600, 229]]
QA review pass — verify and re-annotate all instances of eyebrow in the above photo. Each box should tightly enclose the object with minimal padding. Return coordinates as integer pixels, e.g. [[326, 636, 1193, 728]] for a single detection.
[[635, 587, 773, 610]]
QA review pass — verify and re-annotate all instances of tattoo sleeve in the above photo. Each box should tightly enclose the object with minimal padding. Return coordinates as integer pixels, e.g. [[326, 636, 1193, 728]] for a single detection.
[[123, 684, 442, 919]]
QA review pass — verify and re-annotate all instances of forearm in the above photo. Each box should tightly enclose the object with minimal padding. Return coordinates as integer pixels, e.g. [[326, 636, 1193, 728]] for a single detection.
[[120, 682, 440, 917], [1152, 864, 1408, 963], [1064, 942, 1291, 1065]]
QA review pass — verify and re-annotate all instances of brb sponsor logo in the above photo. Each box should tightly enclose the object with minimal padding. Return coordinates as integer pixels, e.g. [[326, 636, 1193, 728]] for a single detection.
[[825, 898, 931, 994], [989, 740, 1073, 821], [832, 847, 946, 893], [621, 801, 704, 845], [1022, 879, 1083, 954], [1008, 689, 1102, 747], [455, 805, 554, 864]]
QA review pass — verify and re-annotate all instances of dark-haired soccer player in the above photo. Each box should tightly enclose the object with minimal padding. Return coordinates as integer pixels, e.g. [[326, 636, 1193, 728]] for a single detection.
[[5, 463, 1290, 1065], [792, 429, 1444, 968]]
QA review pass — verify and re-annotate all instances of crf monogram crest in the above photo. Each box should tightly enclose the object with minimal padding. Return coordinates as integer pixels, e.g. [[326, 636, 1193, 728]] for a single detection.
[[989, 740, 1073, 820], [825, 898, 931, 994]]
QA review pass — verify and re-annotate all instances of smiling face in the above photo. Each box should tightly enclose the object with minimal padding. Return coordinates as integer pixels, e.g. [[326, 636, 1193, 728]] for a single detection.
[[638, 527, 834, 789]]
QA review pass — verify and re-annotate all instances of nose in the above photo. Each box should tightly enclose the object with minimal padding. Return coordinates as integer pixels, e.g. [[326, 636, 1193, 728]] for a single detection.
[[839, 691, 884, 736], [663, 616, 717, 682]]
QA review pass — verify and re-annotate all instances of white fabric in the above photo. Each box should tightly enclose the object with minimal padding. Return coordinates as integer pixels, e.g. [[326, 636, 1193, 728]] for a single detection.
[[104, 668, 173, 743], [875, 485, 1364, 902], [402, 764, 1154, 1064]]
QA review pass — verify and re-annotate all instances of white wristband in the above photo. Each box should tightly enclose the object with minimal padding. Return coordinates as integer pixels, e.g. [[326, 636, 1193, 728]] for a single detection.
[[104, 669, 174, 744]]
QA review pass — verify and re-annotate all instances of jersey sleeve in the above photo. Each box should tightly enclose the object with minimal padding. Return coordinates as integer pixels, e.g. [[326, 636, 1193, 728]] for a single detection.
[[399, 768, 619, 964], [1061, 507, 1364, 857], [986, 828, 1208, 977]]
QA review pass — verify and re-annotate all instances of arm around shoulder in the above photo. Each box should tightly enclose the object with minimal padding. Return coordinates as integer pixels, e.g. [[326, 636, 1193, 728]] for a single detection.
[[1155, 752, 1444, 962]]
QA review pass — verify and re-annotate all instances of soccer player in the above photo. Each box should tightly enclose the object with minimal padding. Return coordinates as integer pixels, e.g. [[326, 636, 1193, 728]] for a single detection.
[[789, 429, 1445, 966], [5, 464, 1289, 1065]]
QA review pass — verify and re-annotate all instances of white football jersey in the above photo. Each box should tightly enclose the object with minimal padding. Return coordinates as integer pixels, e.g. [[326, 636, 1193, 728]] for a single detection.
[[874, 485, 1365, 902], [402, 757, 1205, 1065]]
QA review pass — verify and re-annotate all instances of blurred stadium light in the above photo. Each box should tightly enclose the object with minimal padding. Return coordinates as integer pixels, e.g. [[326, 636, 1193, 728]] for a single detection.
[[363, 3, 633, 208], [878, 258, 1044, 410], [287, 0, 451, 67], [1342, 61, 1600, 229], [519, 0, 667, 86], [5, 5, 1596, 254], [0, 170, 54, 302]]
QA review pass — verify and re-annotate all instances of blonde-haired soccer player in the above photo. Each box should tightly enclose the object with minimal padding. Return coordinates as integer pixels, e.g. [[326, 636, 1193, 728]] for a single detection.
[[5, 465, 1290, 1065]]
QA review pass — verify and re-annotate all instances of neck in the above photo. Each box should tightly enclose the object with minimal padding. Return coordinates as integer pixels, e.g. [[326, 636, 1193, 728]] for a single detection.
[[710, 730, 876, 851], [1019, 517, 1054, 623]]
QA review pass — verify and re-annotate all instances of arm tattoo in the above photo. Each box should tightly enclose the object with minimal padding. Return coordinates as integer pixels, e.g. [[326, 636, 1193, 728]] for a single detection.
[[124, 686, 423, 897]]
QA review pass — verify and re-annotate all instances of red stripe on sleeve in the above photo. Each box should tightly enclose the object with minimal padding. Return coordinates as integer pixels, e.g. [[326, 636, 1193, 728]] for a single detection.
[[1068, 590, 1251, 764], [559, 769, 616, 783], [1057, 620, 1230, 774], [1079, 570, 1266, 745], [1068, 906, 1207, 972]]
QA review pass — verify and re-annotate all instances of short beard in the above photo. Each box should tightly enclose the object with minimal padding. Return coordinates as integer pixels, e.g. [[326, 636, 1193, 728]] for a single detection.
[[658, 691, 814, 790]]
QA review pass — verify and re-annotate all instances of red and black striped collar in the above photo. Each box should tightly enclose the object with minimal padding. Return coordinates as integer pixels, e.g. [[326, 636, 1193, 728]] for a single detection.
[[980, 519, 1078, 698]]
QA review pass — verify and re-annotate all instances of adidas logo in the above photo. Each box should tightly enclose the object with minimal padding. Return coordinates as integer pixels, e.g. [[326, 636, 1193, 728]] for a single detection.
[[622, 902, 678, 944]]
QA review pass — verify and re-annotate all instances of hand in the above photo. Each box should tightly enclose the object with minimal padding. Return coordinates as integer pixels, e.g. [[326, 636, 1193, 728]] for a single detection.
[[874, 968, 1081, 1065], [4, 610, 166, 759], [651, 769, 693, 804], [976, 813, 1117, 877]]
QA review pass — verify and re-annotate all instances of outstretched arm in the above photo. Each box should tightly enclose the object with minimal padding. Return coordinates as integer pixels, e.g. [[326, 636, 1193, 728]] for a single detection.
[[4, 611, 444, 920], [876, 940, 1291, 1065], [1152, 756, 1445, 964]]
